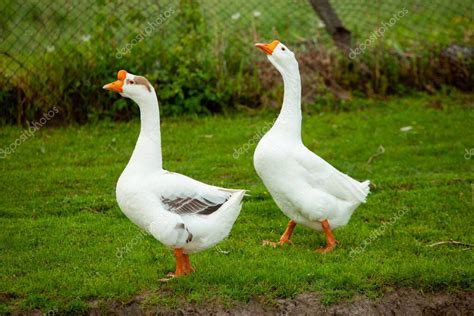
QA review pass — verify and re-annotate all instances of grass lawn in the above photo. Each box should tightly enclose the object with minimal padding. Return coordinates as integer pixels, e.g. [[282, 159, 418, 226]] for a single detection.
[[0, 92, 473, 313]]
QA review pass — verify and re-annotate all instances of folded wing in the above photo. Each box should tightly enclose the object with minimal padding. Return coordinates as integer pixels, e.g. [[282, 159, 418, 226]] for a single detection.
[[158, 172, 231, 216], [161, 196, 228, 215], [297, 147, 370, 203]]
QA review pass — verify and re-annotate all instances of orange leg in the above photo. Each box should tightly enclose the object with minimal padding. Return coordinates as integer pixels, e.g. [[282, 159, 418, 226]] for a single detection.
[[160, 248, 189, 282], [263, 220, 297, 248], [174, 248, 186, 276], [182, 253, 195, 274], [315, 219, 336, 253], [280, 220, 297, 244]]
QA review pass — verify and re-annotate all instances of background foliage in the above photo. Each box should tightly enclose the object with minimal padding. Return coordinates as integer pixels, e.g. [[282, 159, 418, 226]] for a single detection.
[[0, 0, 473, 124]]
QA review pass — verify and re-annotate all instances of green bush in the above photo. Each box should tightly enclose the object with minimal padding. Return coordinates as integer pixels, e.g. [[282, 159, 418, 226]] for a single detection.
[[0, 1, 472, 125]]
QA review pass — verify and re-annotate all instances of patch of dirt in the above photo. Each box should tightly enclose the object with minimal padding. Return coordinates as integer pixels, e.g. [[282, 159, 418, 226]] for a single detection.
[[10, 289, 474, 315], [102, 289, 472, 316]]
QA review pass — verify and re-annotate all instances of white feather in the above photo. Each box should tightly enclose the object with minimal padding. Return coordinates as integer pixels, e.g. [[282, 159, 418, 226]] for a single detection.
[[253, 42, 369, 232], [115, 72, 245, 255]]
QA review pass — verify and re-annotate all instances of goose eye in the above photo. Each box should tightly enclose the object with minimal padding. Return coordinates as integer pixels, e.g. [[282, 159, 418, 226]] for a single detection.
[[281, 47, 286, 51], [127, 79, 135, 85]]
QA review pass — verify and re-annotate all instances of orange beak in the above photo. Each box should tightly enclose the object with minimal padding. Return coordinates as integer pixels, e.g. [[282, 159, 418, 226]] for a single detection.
[[255, 40, 280, 55], [103, 80, 123, 93], [103, 70, 128, 93]]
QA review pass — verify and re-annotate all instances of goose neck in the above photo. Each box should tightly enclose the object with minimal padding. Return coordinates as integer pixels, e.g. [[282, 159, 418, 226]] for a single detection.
[[127, 92, 163, 171], [274, 66, 302, 139]]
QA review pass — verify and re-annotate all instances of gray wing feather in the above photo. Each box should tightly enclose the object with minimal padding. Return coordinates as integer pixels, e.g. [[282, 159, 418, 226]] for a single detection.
[[161, 196, 228, 215]]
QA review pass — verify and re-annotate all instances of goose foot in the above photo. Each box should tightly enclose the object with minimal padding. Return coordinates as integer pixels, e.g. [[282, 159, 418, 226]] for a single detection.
[[159, 272, 178, 282], [182, 253, 195, 274], [314, 245, 335, 253], [262, 239, 293, 247], [263, 220, 297, 248], [160, 248, 194, 281], [314, 219, 336, 254]]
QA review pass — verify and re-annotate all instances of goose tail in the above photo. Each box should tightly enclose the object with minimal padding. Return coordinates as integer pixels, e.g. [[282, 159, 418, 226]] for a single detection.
[[360, 180, 371, 202], [199, 189, 245, 248]]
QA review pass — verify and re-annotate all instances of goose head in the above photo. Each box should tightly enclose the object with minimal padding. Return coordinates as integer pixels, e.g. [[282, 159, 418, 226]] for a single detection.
[[103, 70, 155, 105], [255, 40, 298, 74]]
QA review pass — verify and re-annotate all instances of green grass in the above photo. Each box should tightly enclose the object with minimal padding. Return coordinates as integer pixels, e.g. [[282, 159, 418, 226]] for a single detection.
[[0, 92, 473, 313]]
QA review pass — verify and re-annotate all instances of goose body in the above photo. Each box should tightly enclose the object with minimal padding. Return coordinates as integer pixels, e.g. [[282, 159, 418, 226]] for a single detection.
[[253, 41, 369, 251], [104, 70, 245, 277], [254, 132, 369, 231], [116, 169, 244, 254]]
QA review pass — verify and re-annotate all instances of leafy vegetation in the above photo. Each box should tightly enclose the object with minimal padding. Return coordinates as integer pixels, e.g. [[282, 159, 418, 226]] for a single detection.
[[0, 93, 472, 313], [1, 0, 473, 124]]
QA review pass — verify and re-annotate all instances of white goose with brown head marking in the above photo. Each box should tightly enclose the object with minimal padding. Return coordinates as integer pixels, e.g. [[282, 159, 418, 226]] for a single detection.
[[253, 41, 370, 253], [104, 70, 245, 279]]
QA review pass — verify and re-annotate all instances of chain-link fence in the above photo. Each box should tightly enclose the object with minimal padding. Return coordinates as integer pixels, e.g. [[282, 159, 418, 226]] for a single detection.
[[2, 0, 472, 78], [0, 0, 472, 124]]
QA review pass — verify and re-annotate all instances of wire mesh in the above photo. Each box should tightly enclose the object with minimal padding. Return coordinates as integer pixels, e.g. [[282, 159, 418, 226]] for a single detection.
[[1, 0, 472, 79]]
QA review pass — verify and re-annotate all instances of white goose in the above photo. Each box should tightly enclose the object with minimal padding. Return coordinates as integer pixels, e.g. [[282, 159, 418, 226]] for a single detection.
[[254, 41, 370, 252], [103, 70, 245, 278]]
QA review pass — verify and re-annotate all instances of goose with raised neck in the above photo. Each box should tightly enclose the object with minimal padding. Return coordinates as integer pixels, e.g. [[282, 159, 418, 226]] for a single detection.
[[253, 40, 370, 253], [104, 70, 246, 280]]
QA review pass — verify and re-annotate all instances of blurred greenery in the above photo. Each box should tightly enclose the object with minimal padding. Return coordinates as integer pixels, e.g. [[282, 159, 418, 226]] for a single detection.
[[0, 0, 473, 124]]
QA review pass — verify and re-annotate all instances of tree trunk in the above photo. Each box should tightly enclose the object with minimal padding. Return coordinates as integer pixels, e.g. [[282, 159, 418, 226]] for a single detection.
[[308, 0, 352, 54]]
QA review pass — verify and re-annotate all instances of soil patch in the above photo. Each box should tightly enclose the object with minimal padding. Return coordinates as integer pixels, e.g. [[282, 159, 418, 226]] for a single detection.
[[94, 288, 474, 315], [12, 288, 473, 315]]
